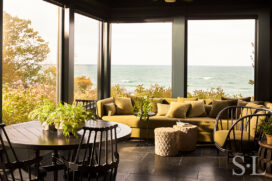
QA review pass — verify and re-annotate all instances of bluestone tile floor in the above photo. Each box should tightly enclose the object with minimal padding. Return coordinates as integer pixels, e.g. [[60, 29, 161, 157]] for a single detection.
[[44, 139, 271, 181]]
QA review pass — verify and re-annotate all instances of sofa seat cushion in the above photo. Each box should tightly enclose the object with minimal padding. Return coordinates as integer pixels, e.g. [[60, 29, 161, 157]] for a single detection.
[[214, 130, 254, 147], [102, 115, 141, 128], [102, 116, 216, 131], [150, 116, 216, 131]]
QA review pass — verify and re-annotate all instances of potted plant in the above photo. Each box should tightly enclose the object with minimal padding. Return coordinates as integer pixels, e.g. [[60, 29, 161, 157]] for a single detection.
[[259, 118, 272, 145], [29, 98, 56, 131], [30, 99, 95, 137], [133, 96, 153, 121], [52, 102, 95, 137]]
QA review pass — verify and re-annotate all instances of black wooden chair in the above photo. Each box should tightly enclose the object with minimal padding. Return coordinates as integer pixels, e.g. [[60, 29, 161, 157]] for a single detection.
[[75, 100, 97, 112], [0, 123, 46, 181], [214, 106, 272, 159], [57, 124, 119, 181]]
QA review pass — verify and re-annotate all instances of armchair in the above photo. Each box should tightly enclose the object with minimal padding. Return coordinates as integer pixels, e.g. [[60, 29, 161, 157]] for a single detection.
[[214, 106, 272, 158]]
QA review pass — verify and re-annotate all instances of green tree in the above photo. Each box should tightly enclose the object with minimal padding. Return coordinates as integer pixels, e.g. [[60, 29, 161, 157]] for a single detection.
[[3, 12, 50, 86]]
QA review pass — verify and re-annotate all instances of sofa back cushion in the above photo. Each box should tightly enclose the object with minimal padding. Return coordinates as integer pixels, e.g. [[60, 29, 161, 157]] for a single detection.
[[97, 97, 114, 118], [177, 97, 198, 103], [185, 100, 206, 117], [157, 103, 170, 116], [203, 99, 213, 105], [114, 97, 134, 115], [166, 102, 191, 118], [221, 96, 251, 102], [163, 98, 178, 104], [209, 100, 238, 118]]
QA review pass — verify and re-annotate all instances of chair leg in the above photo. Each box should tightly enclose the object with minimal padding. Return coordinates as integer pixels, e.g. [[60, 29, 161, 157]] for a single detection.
[[216, 149, 219, 156], [227, 151, 230, 163], [73, 171, 75, 181]]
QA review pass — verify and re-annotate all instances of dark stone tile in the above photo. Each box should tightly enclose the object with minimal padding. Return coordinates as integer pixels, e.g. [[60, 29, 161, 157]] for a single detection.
[[198, 167, 243, 181], [174, 178, 198, 181], [153, 155, 183, 176], [243, 175, 272, 181], [118, 158, 154, 175], [126, 173, 174, 181], [180, 157, 219, 169], [116, 173, 129, 181], [180, 149, 202, 157], [174, 167, 199, 179]]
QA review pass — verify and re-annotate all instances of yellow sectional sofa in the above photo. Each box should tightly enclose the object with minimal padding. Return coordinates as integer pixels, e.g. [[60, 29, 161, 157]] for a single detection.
[[97, 97, 215, 142], [97, 97, 272, 143]]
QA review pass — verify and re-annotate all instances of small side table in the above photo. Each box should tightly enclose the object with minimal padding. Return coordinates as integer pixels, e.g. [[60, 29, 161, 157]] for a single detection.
[[173, 124, 198, 152], [154, 127, 179, 156], [145, 112, 156, 141], [258, 140, 272, 178], [135, 112, 156, 145]]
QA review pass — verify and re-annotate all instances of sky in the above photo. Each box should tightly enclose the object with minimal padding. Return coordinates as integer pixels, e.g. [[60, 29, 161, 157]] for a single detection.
[[4, 0, 255, 66]]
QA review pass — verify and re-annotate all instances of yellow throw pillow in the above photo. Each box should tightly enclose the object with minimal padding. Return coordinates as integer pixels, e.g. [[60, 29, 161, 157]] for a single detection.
[[265, 101, 272, 110], [177, 97, 198, 103], [104, 103, 116, 116], [242, 103, 265, 137], [157, 103, 170, 116], [114, 97, 134, 115], [166, 102, 191, 118], [241, 102, 264, 117], [185, 100, 206, 117]]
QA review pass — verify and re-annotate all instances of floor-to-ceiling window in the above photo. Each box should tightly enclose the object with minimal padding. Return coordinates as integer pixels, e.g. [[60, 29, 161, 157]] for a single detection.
[[111, 23, 172, 98], [74, 14, 99, 100], [187, 20, 255, 99], [3, 0, 59, 124]]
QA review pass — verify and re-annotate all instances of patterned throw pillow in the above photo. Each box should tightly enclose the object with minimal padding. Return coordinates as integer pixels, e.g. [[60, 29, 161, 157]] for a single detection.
[[104, 103, 116, 116], [166, 102, 191, 118], [209, 100, 238, 118], [114, 97, 134, 115]]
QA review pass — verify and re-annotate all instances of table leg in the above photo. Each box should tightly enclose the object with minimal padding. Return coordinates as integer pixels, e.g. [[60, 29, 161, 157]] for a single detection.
[[52, 150, 59, 181], [35, 150, 40, 178], [146, 116, 150, 145]]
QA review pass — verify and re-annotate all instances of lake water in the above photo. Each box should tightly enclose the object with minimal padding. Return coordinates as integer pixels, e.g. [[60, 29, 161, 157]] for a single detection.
[[74, 64, 254, 97]]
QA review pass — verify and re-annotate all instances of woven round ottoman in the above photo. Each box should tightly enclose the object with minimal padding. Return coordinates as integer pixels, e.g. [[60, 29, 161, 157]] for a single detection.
[[154, 127, 178, 156], [173, 124, 198, 152]]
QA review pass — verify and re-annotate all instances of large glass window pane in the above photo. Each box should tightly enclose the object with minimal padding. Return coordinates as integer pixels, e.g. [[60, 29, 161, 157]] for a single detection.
[[74, 14, 98, 100], [111, 23, 172, 98], [187, 20, 255, 99], [3, 0, 59, 124]]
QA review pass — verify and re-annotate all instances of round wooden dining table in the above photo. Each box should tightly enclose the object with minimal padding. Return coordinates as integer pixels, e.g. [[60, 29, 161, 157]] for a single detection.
[[3, 119, 131, 181]]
